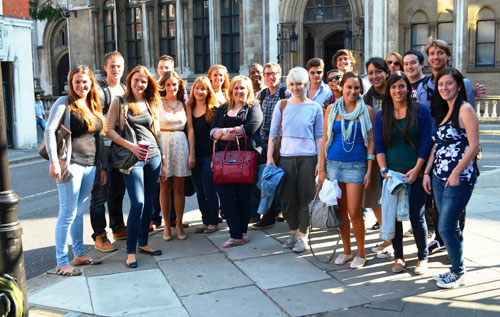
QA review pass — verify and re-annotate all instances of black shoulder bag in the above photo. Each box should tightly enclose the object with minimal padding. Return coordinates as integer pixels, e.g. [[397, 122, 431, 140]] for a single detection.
[[109, 96, 138, 172]]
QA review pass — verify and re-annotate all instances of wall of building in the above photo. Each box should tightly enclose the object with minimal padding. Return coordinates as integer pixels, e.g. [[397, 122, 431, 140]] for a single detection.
[[0, 14, 36, 149], [2, 0, 30, 19]]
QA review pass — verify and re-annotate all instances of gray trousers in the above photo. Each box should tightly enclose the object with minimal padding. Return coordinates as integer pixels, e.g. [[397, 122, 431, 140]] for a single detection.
[[279, 156, 317, 234]]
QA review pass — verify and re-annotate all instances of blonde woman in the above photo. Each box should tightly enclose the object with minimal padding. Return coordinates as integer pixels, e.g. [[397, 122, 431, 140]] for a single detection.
[[107, 65, 167, 268], [45, 65, 107, 276], [208, 64, 229, 105], [158, 71, 195, 241], [385, 52, 403, 74], [211, 76, 263, 248], [187, 76, 220, 234]]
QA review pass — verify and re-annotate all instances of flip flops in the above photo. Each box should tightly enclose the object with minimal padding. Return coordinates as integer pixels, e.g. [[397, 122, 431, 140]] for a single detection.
[[221, 238, 245, 248], [74, 257, 102, 266], [55, 267, 82, 276]]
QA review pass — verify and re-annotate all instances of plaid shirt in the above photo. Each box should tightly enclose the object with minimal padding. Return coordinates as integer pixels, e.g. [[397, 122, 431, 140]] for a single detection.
[[259, 86, 290, 143]]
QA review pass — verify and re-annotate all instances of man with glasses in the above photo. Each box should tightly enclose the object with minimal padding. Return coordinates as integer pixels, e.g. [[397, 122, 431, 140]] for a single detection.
[[251, 62, 291, 229], [323, 69, 343, 112], [305, 57, 332, 106]]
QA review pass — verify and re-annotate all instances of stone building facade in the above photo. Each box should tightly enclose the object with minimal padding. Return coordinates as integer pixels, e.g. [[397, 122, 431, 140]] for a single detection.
[[1, 0, 35, 149], [32, 0, 500, 99]]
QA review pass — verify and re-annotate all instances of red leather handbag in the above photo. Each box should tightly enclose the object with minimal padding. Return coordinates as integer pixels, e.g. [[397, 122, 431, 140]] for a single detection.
[[212, 128, 257, 184]]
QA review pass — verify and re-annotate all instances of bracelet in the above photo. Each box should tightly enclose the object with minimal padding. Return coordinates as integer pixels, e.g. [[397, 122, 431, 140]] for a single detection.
[[366, 154, 375, 160], [380, 167, 389, 177], [424, 172, 430, 175]]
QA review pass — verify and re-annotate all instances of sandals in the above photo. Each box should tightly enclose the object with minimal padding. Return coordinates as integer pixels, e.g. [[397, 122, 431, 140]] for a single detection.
[[195, 225, 208, 233], [74, 257, 102, 266], [221, 238, 245, 248], [56, 267, 82, 276]]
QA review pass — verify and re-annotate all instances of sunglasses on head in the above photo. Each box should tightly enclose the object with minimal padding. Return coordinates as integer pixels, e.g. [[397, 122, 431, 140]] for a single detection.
[[327, 75, 342, 82], [309, 70, 323, 75]]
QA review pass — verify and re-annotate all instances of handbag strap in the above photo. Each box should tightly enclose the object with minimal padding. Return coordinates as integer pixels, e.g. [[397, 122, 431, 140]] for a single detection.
[[277, 99, 288, 137], [394, 122, 418, 154]]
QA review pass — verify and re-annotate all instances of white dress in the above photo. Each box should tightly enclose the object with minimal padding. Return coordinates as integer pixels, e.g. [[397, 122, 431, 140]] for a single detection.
[[159, 107, 191, 177]]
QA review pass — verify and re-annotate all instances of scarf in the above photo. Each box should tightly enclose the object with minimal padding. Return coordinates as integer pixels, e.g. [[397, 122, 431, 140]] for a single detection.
[[325, 96, 373, 157]]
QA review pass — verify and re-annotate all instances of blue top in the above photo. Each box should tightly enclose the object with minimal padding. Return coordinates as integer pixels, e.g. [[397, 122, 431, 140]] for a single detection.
[[306, 81, 333, 107], [416, 75, 476, 110], [374, 106, 433, 170], [269, 100, 323, 156], [433, 124, 475, 183], [327, 121, 366, 162]]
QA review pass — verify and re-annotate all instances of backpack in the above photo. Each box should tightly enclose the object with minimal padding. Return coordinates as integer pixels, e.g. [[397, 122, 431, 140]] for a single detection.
[[99, 80, 126, 115], [421, 76, 434, 102], [258, 86, 287, 104], [0, 274, 23, 317]]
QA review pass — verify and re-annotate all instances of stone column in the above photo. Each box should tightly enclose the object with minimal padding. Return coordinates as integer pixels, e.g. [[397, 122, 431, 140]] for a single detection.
[[141, 1, 151, 68], [495, 18, 500, 68], [364, 0, 398, 60], [90, 6, 103, 78], [452, 0, 468, 71], [239, 0, 263, 73], [208, 0, 219, 65], [266, 0, 279, 63]]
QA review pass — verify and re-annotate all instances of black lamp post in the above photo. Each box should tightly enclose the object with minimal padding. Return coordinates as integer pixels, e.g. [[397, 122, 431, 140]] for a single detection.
[[0, 60, 27, 313], [344, 22, 352, 50], [277, 24, 299, 64]]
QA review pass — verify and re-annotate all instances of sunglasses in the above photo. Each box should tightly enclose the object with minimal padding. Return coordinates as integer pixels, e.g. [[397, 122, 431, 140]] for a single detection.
[[309, 70, 323, 75], [327, 75, 342, 82], [71, 64, 90, 70], [387, 61, 400, 66]]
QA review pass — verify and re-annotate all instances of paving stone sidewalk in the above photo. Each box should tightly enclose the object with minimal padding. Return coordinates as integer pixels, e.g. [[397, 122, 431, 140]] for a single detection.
[[26, 178, 500, 317]]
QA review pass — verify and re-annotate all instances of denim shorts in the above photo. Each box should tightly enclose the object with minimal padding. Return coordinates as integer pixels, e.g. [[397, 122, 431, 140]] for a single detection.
[[326, 160, 367, 185]]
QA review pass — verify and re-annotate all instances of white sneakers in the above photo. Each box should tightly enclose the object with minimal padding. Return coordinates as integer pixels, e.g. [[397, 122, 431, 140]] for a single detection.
[[334, 253, 366, 269]]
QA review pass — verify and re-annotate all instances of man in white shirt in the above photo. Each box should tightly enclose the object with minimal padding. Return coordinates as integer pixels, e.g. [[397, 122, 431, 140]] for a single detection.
[[90, 51, 127, 252], [34, 93, 46, 132]]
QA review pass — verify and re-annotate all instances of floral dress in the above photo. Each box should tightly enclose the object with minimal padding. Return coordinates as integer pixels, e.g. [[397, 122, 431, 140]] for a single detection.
[[433, 124, 475, 183], [160, 107, 191, 177]]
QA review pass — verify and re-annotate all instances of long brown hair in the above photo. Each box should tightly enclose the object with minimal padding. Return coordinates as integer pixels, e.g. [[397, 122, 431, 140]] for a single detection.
[[381, 73, 418, 147], [187, 76, 218, 124], [227, 75, 255, 111], [158, 71, 186, 102], [124, 65, 161, 133], [208, 64, 229, 99], [67, 65, 105, 134]]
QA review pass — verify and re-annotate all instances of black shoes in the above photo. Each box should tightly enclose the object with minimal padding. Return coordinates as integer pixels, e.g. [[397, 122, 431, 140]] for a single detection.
[[138, 247, 162, 256]]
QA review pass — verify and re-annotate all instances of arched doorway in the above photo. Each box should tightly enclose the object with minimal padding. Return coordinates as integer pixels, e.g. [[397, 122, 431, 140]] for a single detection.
[[56, 54, 69, 95], [304, 33, 315, 65], [323, 31, 345, 73]]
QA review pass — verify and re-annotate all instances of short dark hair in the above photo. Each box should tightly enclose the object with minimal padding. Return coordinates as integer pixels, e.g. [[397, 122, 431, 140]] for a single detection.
[[103, 51, 124, 66], [305, 57, 324, 70], [332, 49, 355, 68], [157, 55, 174, 66], [403, 50, 425, 64], [366, 57, 390, 74], [35, 92, 41, 97]]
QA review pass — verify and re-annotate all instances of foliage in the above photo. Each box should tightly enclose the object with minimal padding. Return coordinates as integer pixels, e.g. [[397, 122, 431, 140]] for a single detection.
[[30, 3, 65, 23]]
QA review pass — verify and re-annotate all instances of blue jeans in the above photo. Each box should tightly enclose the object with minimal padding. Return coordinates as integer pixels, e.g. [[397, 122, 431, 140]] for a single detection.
[[432, 176, 475, 275], [191, 155, 219, 226], [36, 117, 46, 131], [55, 163, 96, 266], [123, 155, 161, 254], [392, 177, 428, 260]]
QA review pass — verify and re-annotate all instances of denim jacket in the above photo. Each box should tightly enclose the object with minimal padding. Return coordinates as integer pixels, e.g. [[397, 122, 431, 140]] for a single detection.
[[380, 170, 409, 240], [257, 164, 285, 214]]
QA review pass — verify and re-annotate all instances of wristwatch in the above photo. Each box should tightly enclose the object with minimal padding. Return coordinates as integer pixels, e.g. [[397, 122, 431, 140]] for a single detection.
[[380, 167, 389, 177], [222, 128, 227, 135]]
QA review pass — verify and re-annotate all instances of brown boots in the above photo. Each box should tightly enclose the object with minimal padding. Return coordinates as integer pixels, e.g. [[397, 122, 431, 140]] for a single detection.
[[94, 232, 117, 252], [113, 224, 127, 241]]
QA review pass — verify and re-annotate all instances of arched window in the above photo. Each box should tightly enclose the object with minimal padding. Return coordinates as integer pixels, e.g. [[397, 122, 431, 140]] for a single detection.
[[304, 0, 350, 24], [159, 0, 176, 60], [221, 0, 239, 72], [476, 8, 496, 66], [126, 0, 143, 68], [411, 12, 428, 54], [193, 0, 210, 73], [103, 0, 116, 53], [56, 25, 67, 48]]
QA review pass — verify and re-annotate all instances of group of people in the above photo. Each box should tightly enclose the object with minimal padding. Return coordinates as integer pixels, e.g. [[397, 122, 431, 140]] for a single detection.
[[43, 38, 481, 290]]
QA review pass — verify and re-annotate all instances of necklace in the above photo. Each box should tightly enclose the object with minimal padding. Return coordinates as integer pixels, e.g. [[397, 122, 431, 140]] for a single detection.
[[164, 99, 180, 111]]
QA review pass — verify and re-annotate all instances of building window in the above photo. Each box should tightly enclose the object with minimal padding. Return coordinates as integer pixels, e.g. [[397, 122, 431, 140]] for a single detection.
[[193, 0, 210, 73], [126, 0, 142, 68], [221, 0, 239, 72], [56, 26, 67, 48], [437, 22, 453, 56], [159, 0, 176, 60], [304, 0, 350, 24], [476, 20, 495, 66], [411, 23, 428, 54], [103, 0, 116, 53]]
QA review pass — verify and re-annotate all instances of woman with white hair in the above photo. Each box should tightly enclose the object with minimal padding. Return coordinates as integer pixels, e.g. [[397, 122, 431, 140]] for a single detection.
[[267, 67, 323, 253]]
